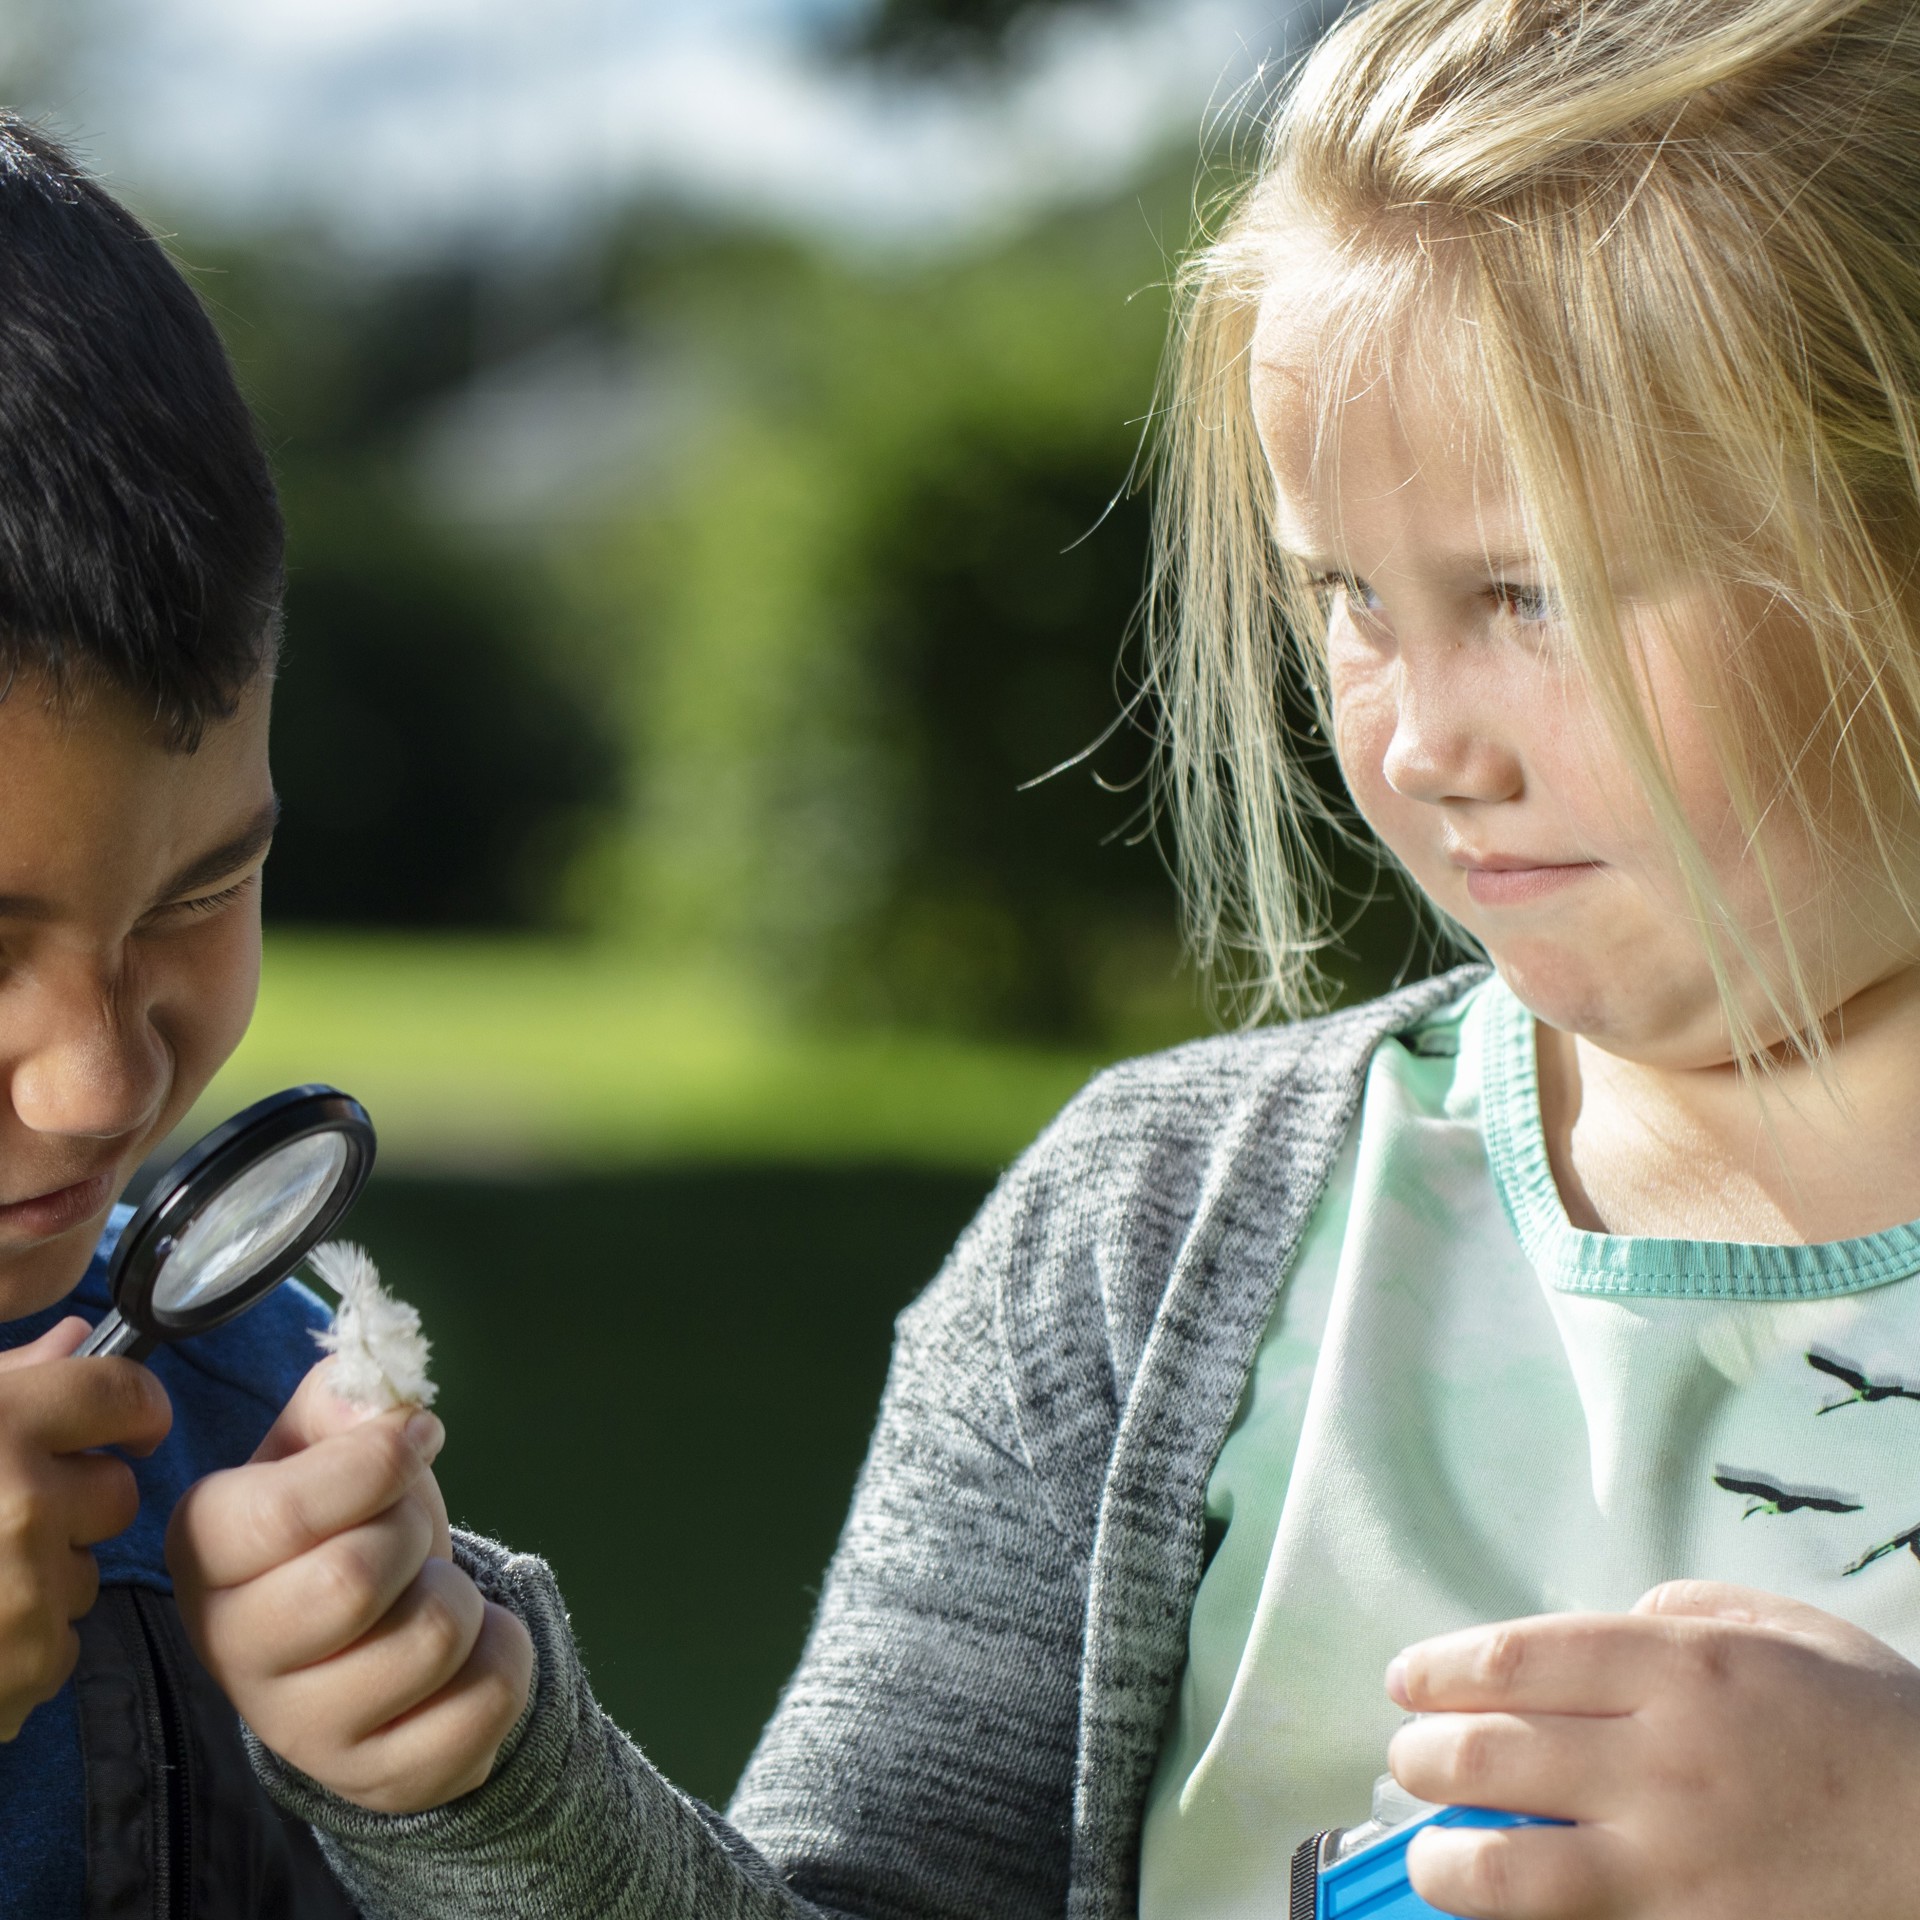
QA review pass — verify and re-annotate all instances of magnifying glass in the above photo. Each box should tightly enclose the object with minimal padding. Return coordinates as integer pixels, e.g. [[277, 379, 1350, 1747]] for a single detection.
[[78, 1085, 376, 1363]]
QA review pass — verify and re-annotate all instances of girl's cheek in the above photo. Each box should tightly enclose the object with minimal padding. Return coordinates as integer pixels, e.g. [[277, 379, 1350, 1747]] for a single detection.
[[1328, 669, 1404, 836]]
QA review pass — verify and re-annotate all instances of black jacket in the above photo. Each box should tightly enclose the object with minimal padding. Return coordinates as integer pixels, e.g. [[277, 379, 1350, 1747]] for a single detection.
[[74, 1586, 357, 1919]]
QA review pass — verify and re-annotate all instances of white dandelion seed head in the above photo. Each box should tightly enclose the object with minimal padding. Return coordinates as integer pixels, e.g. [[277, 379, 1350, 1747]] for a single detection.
[[308, 1240, 437, 1411]]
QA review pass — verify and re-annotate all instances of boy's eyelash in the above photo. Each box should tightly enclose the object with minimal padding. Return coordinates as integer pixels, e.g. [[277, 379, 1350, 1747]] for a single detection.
[[165, 875, 258, 920]]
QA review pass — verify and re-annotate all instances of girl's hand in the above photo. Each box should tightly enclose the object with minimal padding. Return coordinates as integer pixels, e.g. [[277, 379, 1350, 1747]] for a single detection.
[[1385, 1582, 1920, 1919], [0, 1318, 171, 1737], [166, 1361, 533, 1814]]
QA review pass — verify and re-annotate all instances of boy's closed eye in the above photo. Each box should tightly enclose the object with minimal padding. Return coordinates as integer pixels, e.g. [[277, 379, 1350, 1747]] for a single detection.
[[135, 798, 279, 933], [144, 871, 265, 928]]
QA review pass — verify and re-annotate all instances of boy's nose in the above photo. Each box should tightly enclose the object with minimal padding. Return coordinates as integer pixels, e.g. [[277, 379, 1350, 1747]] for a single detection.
[[9, 979, 168, 1143]]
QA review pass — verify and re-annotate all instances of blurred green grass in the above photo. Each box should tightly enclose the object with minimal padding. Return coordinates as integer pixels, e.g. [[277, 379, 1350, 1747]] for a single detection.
[[195, 933, 1116, 1170]]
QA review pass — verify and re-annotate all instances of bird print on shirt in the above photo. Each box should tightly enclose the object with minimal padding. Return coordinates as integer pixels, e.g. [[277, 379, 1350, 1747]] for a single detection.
[[1709, 1473, 1862, 1520], [1806, 1349, 1920, 1414], [1709, 1350, 1920, 1578]]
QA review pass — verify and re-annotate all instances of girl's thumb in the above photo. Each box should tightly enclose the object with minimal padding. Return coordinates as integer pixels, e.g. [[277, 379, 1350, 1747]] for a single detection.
[[1632, 1578, 1830, 1634]]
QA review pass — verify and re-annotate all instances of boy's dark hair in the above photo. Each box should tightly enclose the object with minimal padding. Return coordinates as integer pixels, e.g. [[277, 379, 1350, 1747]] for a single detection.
[[0, 114, 282, 748]]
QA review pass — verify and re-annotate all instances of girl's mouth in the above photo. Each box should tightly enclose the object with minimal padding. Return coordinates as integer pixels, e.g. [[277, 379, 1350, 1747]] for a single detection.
[[1461, 862, 1602, 907]]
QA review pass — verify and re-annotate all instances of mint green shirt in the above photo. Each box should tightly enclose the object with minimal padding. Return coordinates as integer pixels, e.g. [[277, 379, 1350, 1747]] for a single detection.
[[1141, 976, 1920, 1920]]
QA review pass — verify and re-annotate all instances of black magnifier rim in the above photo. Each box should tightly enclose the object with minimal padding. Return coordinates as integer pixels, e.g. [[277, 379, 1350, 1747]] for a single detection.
[[108, 1085, 376, 1339]]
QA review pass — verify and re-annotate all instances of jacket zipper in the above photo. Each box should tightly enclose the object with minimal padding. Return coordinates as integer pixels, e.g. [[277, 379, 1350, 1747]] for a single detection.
[[129, 1590, 192, 1920]]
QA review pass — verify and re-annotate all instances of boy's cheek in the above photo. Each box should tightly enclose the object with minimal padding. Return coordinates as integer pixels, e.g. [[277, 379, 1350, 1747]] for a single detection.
[[149, 909, 263, 1135]]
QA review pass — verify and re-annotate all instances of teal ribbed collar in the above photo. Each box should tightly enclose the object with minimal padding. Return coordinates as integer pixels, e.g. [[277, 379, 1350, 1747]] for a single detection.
[[1479, 979, 1920, 1300]]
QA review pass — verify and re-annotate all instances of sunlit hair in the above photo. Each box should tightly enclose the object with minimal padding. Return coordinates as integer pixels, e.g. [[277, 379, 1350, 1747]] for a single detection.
[[1151, 0, 1920, 1056]]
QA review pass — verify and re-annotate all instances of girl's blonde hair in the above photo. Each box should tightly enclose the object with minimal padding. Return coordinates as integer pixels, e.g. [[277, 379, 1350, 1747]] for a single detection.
[[1153, 0, 1920, 1051]]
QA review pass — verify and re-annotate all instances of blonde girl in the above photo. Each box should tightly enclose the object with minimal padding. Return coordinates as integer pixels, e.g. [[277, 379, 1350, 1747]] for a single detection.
[[169, 2, 1920, 1917]]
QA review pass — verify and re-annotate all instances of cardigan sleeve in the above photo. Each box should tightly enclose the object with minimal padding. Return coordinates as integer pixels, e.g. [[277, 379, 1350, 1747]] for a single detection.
[[250, 1142, 1106, 1920]]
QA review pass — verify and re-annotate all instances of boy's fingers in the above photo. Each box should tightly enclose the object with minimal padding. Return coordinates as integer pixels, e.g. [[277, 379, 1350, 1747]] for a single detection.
[[56, 1453, 143, 1550], [1406, 1818, 1624, 1920], [5, 1356, 173, 1458], [171, 1410, 443, 1591], [0, 1317, 93, 1374], [1389, 1613, 1663, 1716]]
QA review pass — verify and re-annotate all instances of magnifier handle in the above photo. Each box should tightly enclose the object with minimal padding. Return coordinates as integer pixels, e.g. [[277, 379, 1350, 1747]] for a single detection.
[[75, 1310, 156, 1364]]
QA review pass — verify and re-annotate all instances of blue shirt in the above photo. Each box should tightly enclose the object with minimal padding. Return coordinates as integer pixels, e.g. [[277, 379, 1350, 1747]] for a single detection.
[[0, 1208, 330, 1913]]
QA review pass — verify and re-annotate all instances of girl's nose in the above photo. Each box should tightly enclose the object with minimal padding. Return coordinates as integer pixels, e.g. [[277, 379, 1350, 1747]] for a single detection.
[[9, 968, 168, 1143], [1379, 655, 1523, 807]]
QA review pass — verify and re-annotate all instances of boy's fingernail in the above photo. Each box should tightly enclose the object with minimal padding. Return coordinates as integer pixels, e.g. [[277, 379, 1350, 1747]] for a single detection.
[[1385, 1655, 1411, 1706], [406, 1411, 445, 1459]]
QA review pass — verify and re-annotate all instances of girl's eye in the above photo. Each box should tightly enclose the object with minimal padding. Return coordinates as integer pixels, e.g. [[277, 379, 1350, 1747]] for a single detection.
[[1308, 571, 1382, 617], [1495, 582, 1560, 624]]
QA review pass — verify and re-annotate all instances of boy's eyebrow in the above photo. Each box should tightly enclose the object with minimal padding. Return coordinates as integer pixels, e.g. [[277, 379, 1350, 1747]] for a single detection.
[[157, 796, 282, 900]]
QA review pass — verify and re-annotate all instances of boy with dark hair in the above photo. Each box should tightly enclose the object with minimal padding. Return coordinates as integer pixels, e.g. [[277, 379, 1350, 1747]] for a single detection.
[[0, 117, 530, 1910]]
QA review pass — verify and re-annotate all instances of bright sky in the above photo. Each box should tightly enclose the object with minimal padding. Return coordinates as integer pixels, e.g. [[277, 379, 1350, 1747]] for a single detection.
[[33, 0, 1302, 251]]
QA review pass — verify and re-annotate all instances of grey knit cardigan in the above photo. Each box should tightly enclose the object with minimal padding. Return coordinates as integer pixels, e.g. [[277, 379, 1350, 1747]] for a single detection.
[[258, 969, 1484, 1920]]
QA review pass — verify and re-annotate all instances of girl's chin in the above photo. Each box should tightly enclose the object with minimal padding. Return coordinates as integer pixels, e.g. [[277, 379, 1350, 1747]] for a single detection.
[[1489, 951, 1731, 1065]]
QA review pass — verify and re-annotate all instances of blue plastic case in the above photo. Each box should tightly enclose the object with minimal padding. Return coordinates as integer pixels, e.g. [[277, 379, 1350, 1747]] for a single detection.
[[1291, 1806, 1554, 1919]]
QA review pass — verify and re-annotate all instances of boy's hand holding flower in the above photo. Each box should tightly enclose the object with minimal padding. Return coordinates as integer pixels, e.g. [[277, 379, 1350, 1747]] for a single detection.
[[166, 1362, 533, 1814], [0, 1318, 171, 1738], [1386, 1582, 1920, 1918]]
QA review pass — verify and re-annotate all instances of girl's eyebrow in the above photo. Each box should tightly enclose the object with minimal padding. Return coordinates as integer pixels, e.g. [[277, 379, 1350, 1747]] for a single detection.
[[1279, 545, 1547, 575]]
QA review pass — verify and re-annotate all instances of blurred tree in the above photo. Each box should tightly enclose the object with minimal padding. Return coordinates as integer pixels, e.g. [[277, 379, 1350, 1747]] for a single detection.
[[846, 0, 1129, 66], [268, 480, 623, 928], [179, 157, 1421, 1019], [189, 238, 625, 929], [575, 199, 1185, 1042], [582, 180, 1431, 1041], [0, 1, 89, 113]]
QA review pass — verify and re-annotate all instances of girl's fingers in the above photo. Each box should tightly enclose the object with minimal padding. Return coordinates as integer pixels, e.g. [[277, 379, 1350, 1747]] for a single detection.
[[413, 1456, 453, 1562], [1406, 1817, 1627, 1920], [170, 1409, 442, 1591], [1390, 1709, 1640, 1824], [249, 1358, 384, 1464], [1633, 1578, 1852, 1643], [195, 1496, 438, 1676], [255, 1556, 489, 1746], [328, 1557, 491, 1742], [1391, 1612, 1670, 1716], [316, 1600, 535, 1815]]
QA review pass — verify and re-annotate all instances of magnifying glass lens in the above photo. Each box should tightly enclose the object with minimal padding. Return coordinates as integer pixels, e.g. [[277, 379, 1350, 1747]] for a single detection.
[[149, 1130, 350, 1321]]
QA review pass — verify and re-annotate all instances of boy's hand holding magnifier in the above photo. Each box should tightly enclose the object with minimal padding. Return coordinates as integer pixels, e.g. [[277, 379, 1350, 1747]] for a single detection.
[[1384, 1583, 1920, 1918], [0, 1320, 170, 1738]]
